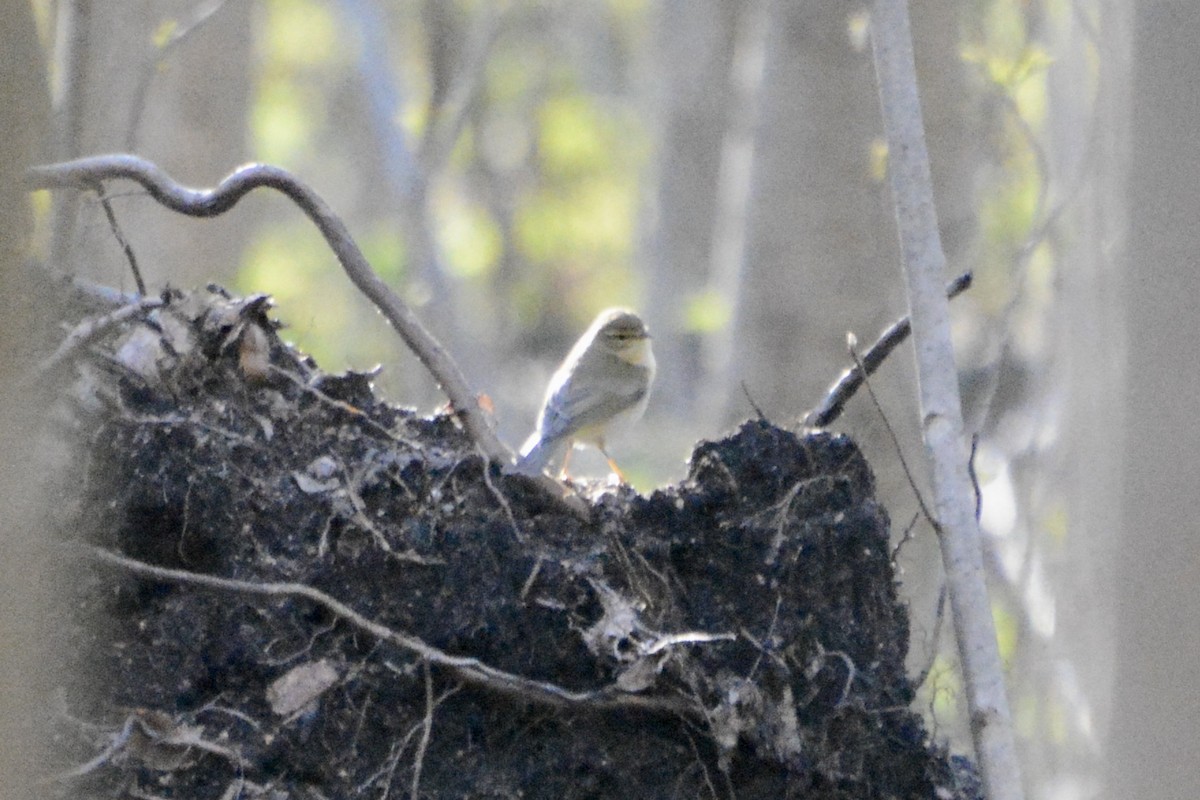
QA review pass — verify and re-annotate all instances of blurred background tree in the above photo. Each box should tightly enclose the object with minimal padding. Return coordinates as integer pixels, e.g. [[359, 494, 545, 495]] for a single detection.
[[26, 0, 1195, 798]]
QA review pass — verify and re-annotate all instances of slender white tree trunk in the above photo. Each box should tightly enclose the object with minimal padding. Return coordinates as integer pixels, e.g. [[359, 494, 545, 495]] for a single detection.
[[871, 2, 1025, 798]]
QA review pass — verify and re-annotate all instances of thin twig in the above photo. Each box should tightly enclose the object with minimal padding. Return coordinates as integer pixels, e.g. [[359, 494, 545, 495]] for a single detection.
[[968, 433, 982, 521], [409, 660, 433, 800], [846, 337, 939, 533], [364, 712, 422, 797], [47, 715, 137, 781], [74, 543, 695, 717], [820, 647, 860, 708], [479, 453, 524, 541], [96, 189, 147, 294], [47, 709, 245, 784], [269, 364, 419, 446], [519, 558, 543, 604], [334, 455, 397, 556], [914, 583, 949, 690], [69, 277, 143, 308], [802, 271, 972, 428], [739, 380, 767, 421], [25, 155, 511, 467], [889, 511, 921, 564]]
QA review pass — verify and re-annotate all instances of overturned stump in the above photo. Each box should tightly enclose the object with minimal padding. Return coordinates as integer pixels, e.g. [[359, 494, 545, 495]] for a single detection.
[[50, 287, 979, 799]]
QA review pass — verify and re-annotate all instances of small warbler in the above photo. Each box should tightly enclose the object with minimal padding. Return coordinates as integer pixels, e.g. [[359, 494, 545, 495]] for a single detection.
[[518, 308, 655, 481]]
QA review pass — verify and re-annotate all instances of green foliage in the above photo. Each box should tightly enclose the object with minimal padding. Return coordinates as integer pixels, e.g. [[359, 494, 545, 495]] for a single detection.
[[358, 224, 409, 284], [961, 42, 1054, 92], [539, 94, 619, 178], [515, 91, 646, 270], [963, 0, 1056, 314], [920, 655, 966, 727], [261, 0, 340, 67], [252, 80, 323, 165], [250, 0, 346, 165], [441, 197, 502, 279], [683, 289, 732, 334], [151, 19, 179, 50], [1040, 502, 1069, 546], [515, 175, 638, 267], [514, 86, 649, 321], [992, 600, 1018, 666]]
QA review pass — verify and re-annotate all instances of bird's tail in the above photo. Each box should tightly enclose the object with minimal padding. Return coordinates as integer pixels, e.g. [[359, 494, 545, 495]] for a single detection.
[[516, 434, 567, 476]]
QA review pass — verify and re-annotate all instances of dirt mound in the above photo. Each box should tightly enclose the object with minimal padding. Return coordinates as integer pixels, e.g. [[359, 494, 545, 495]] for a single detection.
[[48, 287, 979, 799]]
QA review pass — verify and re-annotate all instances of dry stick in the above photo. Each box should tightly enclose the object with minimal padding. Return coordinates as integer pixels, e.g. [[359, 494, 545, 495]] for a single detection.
[[30, 296, 166, 382], [802, 271, 971, 429], [268, 364, 419, 446], [76, 543, 695, 717], [95, 189, 147, 295], [870, 3, 1024, 799], [70, 277, 143, 308], [25, 155, 510, 468], [890, 512, 920, 564], [845, 335, 943, 547]]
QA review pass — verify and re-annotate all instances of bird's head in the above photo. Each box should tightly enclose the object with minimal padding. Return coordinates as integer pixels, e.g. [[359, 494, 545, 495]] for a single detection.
[[594, 309, 652, 365]]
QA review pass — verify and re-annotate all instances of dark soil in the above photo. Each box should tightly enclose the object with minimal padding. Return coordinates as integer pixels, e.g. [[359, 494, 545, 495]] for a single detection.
[[46, 287, 980, 799]]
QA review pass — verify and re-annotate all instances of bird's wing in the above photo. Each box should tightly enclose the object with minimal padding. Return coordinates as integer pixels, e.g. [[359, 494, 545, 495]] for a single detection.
[[537, 364, 648, 442]]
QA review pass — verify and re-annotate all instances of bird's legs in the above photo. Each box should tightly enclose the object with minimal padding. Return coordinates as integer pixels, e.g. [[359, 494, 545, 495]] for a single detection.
[[597, 442, 628, 484]]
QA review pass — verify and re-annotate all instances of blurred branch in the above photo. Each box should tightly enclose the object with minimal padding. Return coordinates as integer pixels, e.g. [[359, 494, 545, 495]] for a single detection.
[[965, 6, 1103, 435], [342, 0, 423, 198], [870, 2, 1025, 798], [341, 0, 451, 324], [702, 0, 771, 427], [340, 1, 503, 380], [48, 0, 91, 269], [802, 272, 972, 428], [125, 0, 232, 151], [417, 3, 504, 175], [26, 155, 511, 466]]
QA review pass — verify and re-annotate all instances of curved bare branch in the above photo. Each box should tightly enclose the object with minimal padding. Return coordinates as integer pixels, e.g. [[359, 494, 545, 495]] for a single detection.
[[26, 155, 512, 465], [77, 543, 694, 717]]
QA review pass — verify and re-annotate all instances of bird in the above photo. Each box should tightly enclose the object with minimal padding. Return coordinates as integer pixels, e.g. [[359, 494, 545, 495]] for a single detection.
[[517, 308, 655, 481]]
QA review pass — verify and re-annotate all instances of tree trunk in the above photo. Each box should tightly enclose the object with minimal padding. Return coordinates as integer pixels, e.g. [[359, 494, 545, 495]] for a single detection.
[[1108, 2, 1200, 797], [0, 4, 56, 798], [646, 0, 737, 416], [732, 0, 899, 424]]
